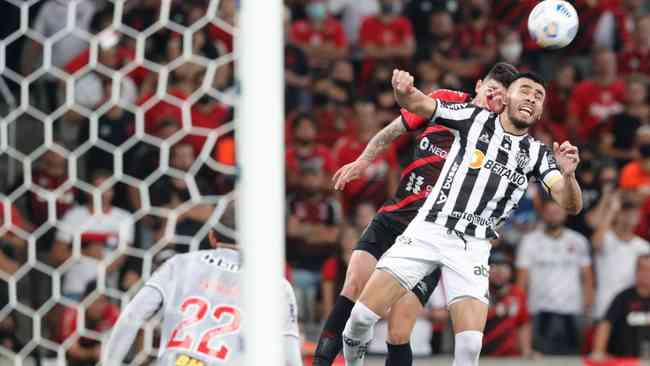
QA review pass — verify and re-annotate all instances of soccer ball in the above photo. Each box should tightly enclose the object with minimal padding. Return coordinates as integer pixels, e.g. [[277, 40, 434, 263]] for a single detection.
[[527, 0, 579, 49]]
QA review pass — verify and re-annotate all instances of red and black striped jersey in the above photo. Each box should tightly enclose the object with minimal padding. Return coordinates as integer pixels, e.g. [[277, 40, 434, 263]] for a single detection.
[[482, 285, 530, 356], [379, 89, 470, 225]]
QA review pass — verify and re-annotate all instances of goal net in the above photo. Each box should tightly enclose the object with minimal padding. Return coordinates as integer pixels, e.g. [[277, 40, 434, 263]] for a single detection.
[[0, 0, 284, 364]]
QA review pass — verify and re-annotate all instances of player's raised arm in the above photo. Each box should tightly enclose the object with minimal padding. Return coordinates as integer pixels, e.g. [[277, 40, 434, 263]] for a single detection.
[[549, 141, 583, 215], [392, 69, 437, 119], [333, 115, 407, 190]]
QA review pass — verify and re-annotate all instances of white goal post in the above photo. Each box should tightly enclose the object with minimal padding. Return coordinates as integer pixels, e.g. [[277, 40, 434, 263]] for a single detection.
[[237, 1, 286, 366]]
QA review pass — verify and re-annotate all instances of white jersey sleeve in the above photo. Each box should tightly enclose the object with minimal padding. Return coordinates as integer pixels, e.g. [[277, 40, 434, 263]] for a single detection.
[[283, 279, 300, 338], [145, 256, 177, 304], [430, 100, 478, 133]]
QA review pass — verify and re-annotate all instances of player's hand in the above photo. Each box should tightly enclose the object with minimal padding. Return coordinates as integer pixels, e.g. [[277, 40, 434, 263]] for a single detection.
[[332, 159, 371, 190], [392, 69, 416, 102], [553, 141, 580, 176]]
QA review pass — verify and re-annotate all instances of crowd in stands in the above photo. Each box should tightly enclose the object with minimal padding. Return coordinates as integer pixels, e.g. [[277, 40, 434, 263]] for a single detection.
[[1, 0, 650, 363]]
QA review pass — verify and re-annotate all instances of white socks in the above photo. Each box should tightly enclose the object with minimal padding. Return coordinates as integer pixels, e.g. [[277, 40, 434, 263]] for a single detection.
[[342, 302, 380, 366], [452, 331, 483, 366]]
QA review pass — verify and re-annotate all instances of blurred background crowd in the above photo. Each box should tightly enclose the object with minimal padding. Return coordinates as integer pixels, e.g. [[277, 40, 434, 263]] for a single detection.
[[1, 0, 650, 364]]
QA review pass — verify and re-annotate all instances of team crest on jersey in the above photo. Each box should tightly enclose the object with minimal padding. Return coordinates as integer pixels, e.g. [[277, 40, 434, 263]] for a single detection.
[[515, 150, 530, 170], [500, 136, 512, 151]]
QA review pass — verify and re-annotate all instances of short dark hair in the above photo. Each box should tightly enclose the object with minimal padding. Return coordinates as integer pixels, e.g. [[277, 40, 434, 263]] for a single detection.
[[512, 71, 547, 89], [484, 62, 518, 87]]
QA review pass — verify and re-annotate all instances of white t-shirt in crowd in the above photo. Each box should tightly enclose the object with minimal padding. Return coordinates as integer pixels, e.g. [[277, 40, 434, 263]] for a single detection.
[[328, 0, 379, 44], [593, 230, 650, 319], [32, 0, 99, 70], [517, 228, 591, 315], [56, 205, 134, 296]]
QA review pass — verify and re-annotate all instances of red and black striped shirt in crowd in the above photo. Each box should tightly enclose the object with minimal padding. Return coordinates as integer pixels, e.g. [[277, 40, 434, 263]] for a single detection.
[[379, 89, 470, 226], [482, 285, 530, 356]]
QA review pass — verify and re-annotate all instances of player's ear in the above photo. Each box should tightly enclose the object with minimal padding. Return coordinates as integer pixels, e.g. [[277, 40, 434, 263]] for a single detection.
[[208, 229, 219, 248], [475, 79, 482, 94]]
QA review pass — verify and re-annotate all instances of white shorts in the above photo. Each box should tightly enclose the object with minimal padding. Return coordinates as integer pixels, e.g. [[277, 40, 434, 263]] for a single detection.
[[376, 220, 492, 306]]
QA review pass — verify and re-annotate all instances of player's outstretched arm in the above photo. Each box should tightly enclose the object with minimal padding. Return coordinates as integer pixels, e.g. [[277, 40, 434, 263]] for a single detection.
[[392, 69, 437, 119], [550, 141, 583, 215], [333, 116, 406, 190], [102, 286, 163, 365]]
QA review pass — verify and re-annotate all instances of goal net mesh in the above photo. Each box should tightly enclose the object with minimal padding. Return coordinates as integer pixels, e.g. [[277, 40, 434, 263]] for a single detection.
[[0, 0, 237, 364]]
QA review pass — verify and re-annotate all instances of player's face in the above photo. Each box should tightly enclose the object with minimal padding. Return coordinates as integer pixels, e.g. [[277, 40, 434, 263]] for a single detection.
[[505, 78, 545, 129], [474, 78, 506, 113]]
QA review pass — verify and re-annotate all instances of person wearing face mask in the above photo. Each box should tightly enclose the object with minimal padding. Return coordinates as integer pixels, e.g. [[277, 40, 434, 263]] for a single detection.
[[289, 0, 348, 68], [359, 0, 415, 82], [516, 200, 594, 355], [482, 250, 535, 358]]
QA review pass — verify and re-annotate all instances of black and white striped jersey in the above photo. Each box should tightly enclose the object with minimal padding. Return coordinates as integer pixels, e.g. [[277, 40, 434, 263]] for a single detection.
[[414, 101, 563, 239]]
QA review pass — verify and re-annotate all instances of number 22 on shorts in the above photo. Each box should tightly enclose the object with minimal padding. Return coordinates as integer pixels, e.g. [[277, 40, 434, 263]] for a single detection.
[[167, 296, 242, 361]]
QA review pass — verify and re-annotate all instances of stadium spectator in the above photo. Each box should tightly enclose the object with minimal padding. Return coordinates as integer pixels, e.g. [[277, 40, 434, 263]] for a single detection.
[[539, 63, 580, 143], [289, 0, 348, 68], [21, 0, 100, 112], [188, 96, 231, 155], [57, 281, 119, 366], [321, 225, 358, 316], [592, 194, 650, 320], [600, 74, 650, 166], [567, 48, 626, 142], [286, 164, 342, 321], [125, 119, 180, 213], [405, 0, 457, 44], [495, 28, 524, 68], [49, 170, 135, 300], [149, 142, 215, 251], [29, 150, 74, 228], [568, 163, 619, 237], [285, 6, 311, 113], [359, 0, 415, 81], [208, 0, 236, 54], [482, 250, 534, 357], [333, 100, 398, 214], [458, 0, 498, 65], [619, 15, 650, 75], [0, 313, 22, 353], [591, 254, 650, 359], [516, 200, 594, 355], [329, 0, 379, 45], [619, 125, 650, 194], [286, 113, 336, 190], [308, 60, 357, 141], [425, 10, 488, 87]]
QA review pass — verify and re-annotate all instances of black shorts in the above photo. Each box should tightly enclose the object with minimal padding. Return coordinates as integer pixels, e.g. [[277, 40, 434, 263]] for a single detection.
[[355, 213, 441, 306]]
